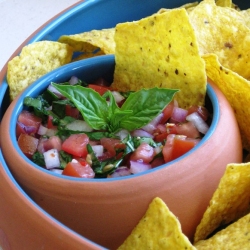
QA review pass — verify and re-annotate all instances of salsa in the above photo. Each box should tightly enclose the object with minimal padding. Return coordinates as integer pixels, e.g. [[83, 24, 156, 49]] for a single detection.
[[16, 77, 210, 178]]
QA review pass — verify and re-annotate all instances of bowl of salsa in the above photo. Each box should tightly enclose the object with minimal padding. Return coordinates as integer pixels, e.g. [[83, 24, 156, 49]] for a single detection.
[[0, 54, 242, 249]]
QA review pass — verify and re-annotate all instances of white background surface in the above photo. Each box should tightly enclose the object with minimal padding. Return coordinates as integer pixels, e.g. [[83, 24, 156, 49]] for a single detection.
[[0, 0, 80, 71]]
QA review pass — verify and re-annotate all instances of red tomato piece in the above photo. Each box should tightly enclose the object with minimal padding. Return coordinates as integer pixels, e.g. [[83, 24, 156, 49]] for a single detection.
[[187, 105, 209, 121], [100, 138, 123, 158], [171, 136, 200, 160], [65, 104, 80, 119], [130, 142, 155, 164], [62, 161, 95, 178], [17, 110, 42, 133], [160, 101, 175, 124], [175, 122, 200, 139], [62, 134, 89, 157], [88, 84, 111, 96], [18, 133, 39, 158], [43, 136, 62, 152], [162, 134, 175, 163], [47, 115, 57, 129]]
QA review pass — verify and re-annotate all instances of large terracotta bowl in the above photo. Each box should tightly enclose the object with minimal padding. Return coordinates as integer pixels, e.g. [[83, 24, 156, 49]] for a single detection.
[[0, 55, 242, 249]]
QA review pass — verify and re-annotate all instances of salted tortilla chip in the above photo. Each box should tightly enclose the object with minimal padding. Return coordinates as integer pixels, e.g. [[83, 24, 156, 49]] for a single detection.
[[7, 41, 73, 100], [188, 0, 250, 80], [194, 162, 250, 243], [195, 212, 250, 249], [118, 197, 196, 250], [58, 28, 115, 55], [113, 9, 207, 109], [203, 53, 250, 150]]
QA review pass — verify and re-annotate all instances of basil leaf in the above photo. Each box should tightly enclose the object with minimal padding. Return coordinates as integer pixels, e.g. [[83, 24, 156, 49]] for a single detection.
[[118, 88, 178, 131], [52, 84, 110, 130]]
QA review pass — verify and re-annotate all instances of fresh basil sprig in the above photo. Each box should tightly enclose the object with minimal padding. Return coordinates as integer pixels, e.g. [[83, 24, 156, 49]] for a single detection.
[[52, 83, 178, 133]]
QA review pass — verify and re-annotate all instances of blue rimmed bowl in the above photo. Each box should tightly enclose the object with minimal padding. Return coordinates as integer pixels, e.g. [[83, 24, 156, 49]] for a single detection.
[[0, 55, 242, 249]]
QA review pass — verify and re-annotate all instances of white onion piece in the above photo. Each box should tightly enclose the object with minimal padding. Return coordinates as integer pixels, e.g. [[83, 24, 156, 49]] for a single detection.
[[92, 145, 104, 157], [171, 107, 188, 123], [69, 76, 79, 85], [37, 124, 48, 136], [43, 149, 60, 169], [142, 113, 163, 133], [186, 112, 209, 134], [115, 129, 129, 140], [112, 91, 125, 103], [47, 84, 64, 98], [66, 120, 93, 132], [50, 169, 63, 175], [109, 166, 131, 178], [130, 161, 151, 174], [131, 129, 153, 138]]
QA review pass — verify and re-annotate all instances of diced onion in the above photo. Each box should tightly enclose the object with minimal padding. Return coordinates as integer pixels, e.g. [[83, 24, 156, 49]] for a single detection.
[[37, 124, 48, 136], [186, 112, 209, 134], [43, 149, 60, 169], [112, 91, 125, 103], [115, 129, 130, 140], [108, 166, 131, 178], [171, 107, 188, 123], [69, 76, 79, 85], [47, 84, 64, 98], [92, 145, 104, 157], [131, 129, 153, 138], [130, 161, 151, 174], [142, 113, 163, 134], [66, 120, 93, 132], [50, 169, 63, 175]]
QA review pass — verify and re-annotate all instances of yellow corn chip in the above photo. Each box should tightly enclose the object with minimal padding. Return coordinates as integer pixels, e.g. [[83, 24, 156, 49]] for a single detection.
[[241, 9, 250, 29], [195, 212, 250, 249], [194, 162, 250, 243], [58, 28, 115, 55], [215, 0, 232, 7], [189, 0, 250, 80], [7, 41, 73, 100], [118, 197, 196, 250], [203, 53, 250, 150], [72, 50, 105, 62], [113, 9, 207, 109]]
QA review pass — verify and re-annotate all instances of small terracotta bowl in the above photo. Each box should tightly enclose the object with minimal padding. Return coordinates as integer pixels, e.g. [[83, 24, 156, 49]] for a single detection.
[[0, 55, 242, 249]]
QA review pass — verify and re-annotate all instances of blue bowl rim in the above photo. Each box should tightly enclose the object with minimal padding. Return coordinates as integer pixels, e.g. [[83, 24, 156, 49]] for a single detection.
[[8, 55, 220, 183]]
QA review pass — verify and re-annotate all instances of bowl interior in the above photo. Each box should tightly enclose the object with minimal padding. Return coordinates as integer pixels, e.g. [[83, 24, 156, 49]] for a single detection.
[[6, 55, 219, 182]]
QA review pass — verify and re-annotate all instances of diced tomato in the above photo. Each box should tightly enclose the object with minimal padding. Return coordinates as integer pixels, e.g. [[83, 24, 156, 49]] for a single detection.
[[42, 136, 62, 152], [162, 134, 175, 163], [47, 115, 57, 129], [65, 104, 80, 119], [100, 138, 123, 158], [18, 133, 39, 158], [130, 142, 155, 164], [187, 105, 209, 121], [62, 134, 89, 157], [160, 101, 175, 124], [62, 161, 95, 178], [154, 124, 177, 142], [151, 156, 165, 168], [17, 110, 42, 134], [171, 136, 200, 160], [175, 122, 200, 139], [88, 84, 112, 96]]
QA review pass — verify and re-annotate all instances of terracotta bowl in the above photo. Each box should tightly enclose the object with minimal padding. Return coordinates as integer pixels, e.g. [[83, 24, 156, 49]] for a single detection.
[[0, 55, 242, 249]]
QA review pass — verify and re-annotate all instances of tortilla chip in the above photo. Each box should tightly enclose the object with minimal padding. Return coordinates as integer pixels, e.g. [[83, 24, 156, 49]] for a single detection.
[[72, 50, 105, 62], [203, 53, 250, 150], [58, 28, 115, 55], [118, 197, 196, 250], [194, 162, 250, 243], [113, 9, 207, 109], [195, 212, 250, 249], [188, 0, 250, 80], [241, 9, 250, 29], [7, 41, 73, 100], [157, 2, 199, 14], [215, 0, 232, 7]]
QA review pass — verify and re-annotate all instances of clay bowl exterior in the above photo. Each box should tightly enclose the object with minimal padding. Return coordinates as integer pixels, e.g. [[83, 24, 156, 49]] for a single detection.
[[0, 151, 105, 250], [0, 55, 242, 249]]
